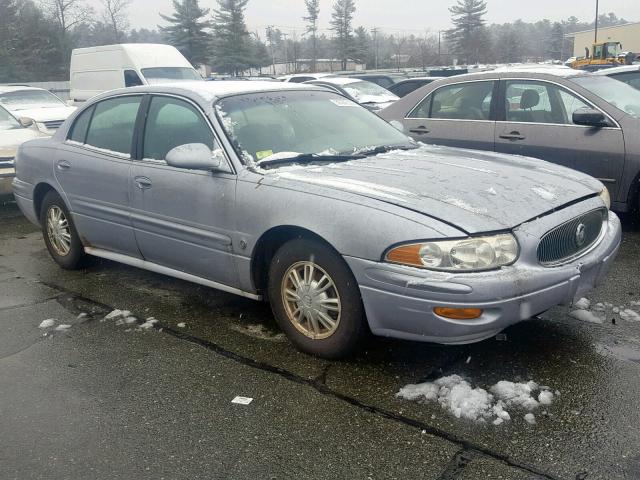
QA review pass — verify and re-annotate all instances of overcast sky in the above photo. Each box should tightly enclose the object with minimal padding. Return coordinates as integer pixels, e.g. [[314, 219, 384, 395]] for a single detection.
[[92, 0, 638, 36]]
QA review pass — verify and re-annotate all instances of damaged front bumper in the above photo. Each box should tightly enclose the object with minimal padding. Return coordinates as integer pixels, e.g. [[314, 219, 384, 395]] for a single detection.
[[345, 201, 622, 345]]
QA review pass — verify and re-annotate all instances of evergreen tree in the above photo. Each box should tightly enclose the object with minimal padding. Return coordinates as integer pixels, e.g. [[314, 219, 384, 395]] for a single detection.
[[446, 0, 488, 64], [303, 0, 320, 72], [352, 26, 369, 65], [159, 0, 211, 67], [546, 22, 564, 61], [330, 0, 356, 71], [211, 0, 251, 75]]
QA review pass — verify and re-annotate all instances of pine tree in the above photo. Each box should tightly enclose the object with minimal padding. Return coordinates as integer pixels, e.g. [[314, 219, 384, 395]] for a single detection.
[[546, 22, 564, 61], [159, 0, 211, 67], [352, 26, 369, 65], [446, 0, 488, 64], [303, 0, 320, 72], [330, 0, 356, 71], [211, 0, 251, 75]]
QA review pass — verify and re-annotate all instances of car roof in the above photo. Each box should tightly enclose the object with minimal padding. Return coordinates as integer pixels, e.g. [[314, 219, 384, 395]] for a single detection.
[[0, 85, 49, 94], [430, 68, 590, 83], [395, 77, 444, 83], [594, 65, 640, 75], [314, 77, 363, 86], [490, 65, 587, 78], [90, 80, 325, 104]]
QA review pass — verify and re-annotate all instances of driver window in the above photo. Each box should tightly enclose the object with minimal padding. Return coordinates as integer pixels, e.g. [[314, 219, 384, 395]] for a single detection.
[[143, 96, 217, 162]]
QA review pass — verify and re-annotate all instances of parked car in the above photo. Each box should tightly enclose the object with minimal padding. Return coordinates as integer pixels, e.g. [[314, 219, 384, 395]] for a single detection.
[[341, 72, 408, 89], [388, 77, 445, 97], [279, 73, 336, 83], [380, 68, 640, 213], [594, 65, 640, 90], [0, 86, 76, 134], [0, 105, 47, 197], [70, 43, 202, 103], [13, 81, 620, 358], [305, 77, 399, 111]]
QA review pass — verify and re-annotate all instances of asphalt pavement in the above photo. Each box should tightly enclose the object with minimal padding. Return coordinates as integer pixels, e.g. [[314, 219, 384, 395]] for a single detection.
[[1, 200, 639, 480]]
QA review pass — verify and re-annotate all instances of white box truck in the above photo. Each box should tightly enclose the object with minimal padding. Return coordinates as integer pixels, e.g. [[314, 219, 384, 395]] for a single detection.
[[70, 44, 202, 103]]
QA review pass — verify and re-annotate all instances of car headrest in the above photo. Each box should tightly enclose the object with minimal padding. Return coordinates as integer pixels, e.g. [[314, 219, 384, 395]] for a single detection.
[[520, 89, 540, 110]]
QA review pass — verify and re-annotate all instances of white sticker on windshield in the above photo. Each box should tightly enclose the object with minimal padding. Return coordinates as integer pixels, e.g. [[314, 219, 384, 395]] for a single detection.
[[330, 99, 357, 107]]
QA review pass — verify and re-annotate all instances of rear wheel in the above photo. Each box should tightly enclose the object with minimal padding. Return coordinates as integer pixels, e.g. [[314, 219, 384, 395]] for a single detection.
[[268, 238, 368, 359], [40, 190, 85, 270]]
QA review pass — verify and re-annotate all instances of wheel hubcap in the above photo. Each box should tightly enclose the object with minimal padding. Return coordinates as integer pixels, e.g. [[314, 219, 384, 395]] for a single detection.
[[281, 261, 341, 340], [46, 206, 71, 257]]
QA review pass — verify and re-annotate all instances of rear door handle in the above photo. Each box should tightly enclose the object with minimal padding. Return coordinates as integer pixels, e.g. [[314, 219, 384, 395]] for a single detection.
[[409, 126, 430, 135], [56, 160, 71, 171], [134, 176, 152, 189], [499, 131, 526, 141]]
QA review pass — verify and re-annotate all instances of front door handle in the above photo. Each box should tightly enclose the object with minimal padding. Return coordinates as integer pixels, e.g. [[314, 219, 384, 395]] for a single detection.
[[56, 160, 71, 171], [134, 176, 152, 189], [499, 131, 526, 141], [409, 126, 430, 135]]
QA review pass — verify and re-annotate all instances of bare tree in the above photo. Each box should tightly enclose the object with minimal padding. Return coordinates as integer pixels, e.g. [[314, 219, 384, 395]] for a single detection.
[[40, 0, 93, 60], [101, 0, 132, 42]]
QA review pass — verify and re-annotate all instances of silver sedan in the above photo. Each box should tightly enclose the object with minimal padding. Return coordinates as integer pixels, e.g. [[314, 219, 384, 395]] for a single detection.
[[12, 81, 621, 358]]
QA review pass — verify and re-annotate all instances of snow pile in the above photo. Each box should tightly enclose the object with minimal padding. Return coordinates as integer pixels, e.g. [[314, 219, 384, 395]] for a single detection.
[[177, 322, 186, 328], [139, 318, 159, 330], [396, 375, 555, 425], [570, 297, 640, 324], [54, 324, 72, 331], [104, 309, 132, 321], [38, 319, 56, 329]]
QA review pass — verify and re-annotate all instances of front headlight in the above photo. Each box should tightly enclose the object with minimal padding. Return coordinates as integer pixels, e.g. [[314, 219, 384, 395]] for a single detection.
[[599, 187, 611, 210], [385, 234, 519, 272]]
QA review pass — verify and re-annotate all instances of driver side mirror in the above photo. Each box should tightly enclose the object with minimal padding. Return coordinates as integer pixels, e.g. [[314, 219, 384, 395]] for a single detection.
[[572, 108, 609, 128], [165, 143, 225, 171]]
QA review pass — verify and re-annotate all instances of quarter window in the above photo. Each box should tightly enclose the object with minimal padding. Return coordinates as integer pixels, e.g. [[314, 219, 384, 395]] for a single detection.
[[142, 96, 216, 162], [505, 81, 591, 125], [84, 96, 142, 156], [409, 81, 494, 120]]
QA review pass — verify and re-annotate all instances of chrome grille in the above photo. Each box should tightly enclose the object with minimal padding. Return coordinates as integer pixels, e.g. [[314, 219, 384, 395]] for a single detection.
[[537, 208, 606, 265], [43, 120, 64, 129]]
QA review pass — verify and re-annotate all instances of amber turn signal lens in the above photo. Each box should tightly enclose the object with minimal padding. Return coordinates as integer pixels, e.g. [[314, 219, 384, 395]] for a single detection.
[[385, 244, 423, 267], [434, 307, 483, 320]]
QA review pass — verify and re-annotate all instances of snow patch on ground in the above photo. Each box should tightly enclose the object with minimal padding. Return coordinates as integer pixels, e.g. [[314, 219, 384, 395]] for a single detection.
[[38, 319, 56, 329], [104, 309, 132, 321], [396, 375, 555, 425], [177, 322, 186, 328], [231, 323, 286, 342], [54, 324, 72, 331], [569, 309, 604, 324], [139, 318, 159, 330], [569, 297, 640, 324], [574, 297, 591, 310]]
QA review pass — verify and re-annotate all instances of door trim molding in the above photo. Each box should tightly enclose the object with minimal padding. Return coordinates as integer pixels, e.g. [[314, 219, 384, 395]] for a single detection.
[[84, 247, 262, 301]]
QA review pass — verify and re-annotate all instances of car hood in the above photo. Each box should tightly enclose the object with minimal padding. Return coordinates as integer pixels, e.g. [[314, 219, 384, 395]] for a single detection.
[[0, 128, 47, 158], [269, 145, 604, 234], [6, 106, 76, 122]]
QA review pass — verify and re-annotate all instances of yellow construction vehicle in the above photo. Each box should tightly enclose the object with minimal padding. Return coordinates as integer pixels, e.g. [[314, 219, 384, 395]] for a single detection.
[[570, 41, 635, 71]]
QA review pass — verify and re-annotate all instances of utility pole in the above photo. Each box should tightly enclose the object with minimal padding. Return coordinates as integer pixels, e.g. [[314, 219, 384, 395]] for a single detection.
[[283, 33, 289, 74], [372, 27, 379, 70], [438, 30, 442, 65], [594, 0, 599, 43]]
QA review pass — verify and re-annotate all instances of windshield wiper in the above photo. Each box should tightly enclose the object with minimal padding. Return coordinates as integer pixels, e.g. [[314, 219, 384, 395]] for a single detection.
[[356, 145, 417, 157], [256, 153, 366, 168]]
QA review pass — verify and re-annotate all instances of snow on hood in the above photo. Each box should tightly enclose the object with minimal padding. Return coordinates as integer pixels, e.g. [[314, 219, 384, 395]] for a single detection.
[[5, 106, 76, 123], [0, 128, 46, 157], [269, 145, 603, 233]]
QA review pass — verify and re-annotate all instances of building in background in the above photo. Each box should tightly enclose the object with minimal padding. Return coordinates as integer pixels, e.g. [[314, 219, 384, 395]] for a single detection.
[[566, 22, 640, 58]]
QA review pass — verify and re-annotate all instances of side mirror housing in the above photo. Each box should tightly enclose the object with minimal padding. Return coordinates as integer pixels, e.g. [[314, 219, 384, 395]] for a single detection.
[[18, 117, 35, 128], [165, 143, 224, 171], [572, 108, 609, 127]]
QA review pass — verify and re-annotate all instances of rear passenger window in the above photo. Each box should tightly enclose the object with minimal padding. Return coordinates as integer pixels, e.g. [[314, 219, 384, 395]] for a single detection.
[[409, 81, 494, 120], [142, 96, 216, 162], [68, 106, 94, 143], [85, 96, 142, 156]]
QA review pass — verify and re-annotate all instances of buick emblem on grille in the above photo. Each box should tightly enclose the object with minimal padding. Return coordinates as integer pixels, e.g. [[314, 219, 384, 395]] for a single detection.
[[575, 223, 587, 247]]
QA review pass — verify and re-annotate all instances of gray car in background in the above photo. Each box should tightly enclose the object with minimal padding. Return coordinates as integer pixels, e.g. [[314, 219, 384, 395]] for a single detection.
[[380, 68, 640, 213], [12, 81, 620, 359], [595, 65, 640, 90]]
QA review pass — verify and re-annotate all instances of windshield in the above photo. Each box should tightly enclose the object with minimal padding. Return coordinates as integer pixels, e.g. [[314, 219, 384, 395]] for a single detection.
[[141, 67, 202, 84], [215, 90, 413, 166], [0, 90, 66, 110], [0, 106, 21, 131], [572, 76, 640, 118], [342, 81, 398, 102]]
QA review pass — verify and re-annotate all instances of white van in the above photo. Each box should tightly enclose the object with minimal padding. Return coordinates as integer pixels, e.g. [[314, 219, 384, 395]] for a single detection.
[[70, 44, 202, 103]]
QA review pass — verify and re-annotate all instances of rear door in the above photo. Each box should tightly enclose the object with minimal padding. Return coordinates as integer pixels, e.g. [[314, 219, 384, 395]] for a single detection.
[[495, 79, 625, 197], [55, 95, 143, 256], [402, 80, 497, 151], [129, 94, 239, 286]]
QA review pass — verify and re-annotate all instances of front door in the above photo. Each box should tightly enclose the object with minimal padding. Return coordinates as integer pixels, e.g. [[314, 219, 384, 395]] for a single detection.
[[129, 95, 239, 287], [402, 80, 497, 151], [54, 95, 143, 256], [495, 80, 625, 198]]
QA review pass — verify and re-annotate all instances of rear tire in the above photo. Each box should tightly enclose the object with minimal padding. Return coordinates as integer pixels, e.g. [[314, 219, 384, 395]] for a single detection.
[[40, 190, 86, 270], [268, 238, 368, 359]]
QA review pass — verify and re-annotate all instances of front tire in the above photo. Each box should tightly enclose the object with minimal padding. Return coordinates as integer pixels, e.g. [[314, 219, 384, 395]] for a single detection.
[[40, 190, 85, 270], [268, 238, 368, 359]]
